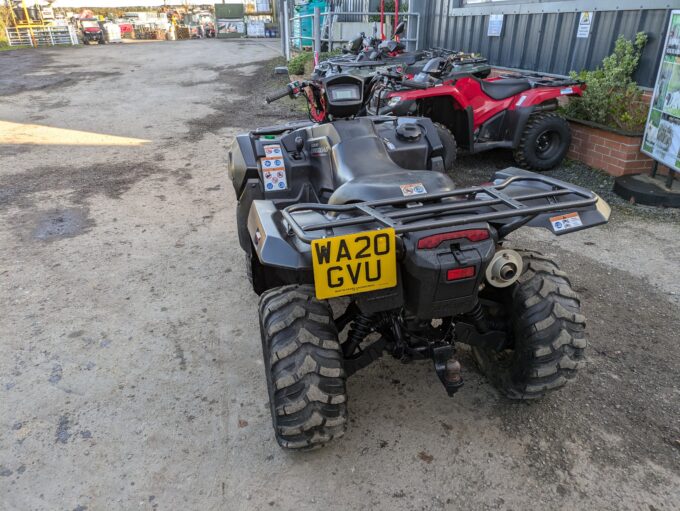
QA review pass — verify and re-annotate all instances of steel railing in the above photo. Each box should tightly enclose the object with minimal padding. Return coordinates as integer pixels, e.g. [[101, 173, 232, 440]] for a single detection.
[[282, 6, 420, 61], [5, 26, 79, 47]]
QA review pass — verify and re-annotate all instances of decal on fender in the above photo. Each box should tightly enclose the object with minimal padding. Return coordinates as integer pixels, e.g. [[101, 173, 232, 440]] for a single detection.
[[549, 212, 582, 232]]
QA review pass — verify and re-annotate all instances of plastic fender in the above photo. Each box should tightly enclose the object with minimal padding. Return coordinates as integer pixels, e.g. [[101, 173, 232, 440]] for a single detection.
[[454, 78, 516, 128], [247, 200, 307, 270], [508, 84, 585, 110], [389, 84, 466, 112], [508, 105, 537, 147], [228, 134, 258, 197]]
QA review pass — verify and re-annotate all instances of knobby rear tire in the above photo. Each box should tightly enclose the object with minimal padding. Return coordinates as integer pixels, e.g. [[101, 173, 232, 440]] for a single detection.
[[473, 250, 586, 399], [513, 113, 571, 171], [258, 285, 347, 449]]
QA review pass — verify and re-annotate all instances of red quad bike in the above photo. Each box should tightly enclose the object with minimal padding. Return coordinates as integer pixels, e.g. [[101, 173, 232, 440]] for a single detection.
[[370, 70, 585, 171]]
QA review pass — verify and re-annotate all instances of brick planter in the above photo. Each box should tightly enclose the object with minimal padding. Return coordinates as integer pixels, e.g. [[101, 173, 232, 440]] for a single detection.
[[567, 119, 653, 177]]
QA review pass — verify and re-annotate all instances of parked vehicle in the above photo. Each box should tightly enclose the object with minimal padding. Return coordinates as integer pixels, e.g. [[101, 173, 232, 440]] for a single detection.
[[319, 21, 490, 79], [368, 66, 585, 170], [80, 19, 105, 45], [229, 74, 611, 449], [341, 21, 407, 61]]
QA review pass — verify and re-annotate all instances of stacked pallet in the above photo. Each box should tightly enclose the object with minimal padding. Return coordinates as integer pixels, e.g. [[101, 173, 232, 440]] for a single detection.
[[176, 27, 190, 40], [134, 27, 167, 40]]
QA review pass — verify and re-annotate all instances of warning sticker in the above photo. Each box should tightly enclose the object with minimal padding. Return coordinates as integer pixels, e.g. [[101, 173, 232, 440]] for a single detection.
[[260, 155, 286, 191], [263, 144, 283, 157], [263, 170, 287, 191], [560, 87, 574, 95], [550, 212, 583, 232], [261, 156, 285, 171], [400, 183, 427, 196]]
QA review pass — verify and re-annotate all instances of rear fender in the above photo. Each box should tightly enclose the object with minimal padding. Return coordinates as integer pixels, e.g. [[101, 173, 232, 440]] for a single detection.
[[247, 200, 308, 270], [501, 85, 583, 146], [509, 84, 584, 110], [228, 134, 259, 198], [503, 100, 561, 148]]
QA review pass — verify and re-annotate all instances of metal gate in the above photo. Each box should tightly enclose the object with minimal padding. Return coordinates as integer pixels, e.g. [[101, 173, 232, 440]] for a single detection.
[[5, 26, 79, 47]]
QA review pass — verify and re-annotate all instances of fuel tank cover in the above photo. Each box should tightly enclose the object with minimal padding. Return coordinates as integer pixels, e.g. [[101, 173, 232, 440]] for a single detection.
[[396, 123, 422, 142]]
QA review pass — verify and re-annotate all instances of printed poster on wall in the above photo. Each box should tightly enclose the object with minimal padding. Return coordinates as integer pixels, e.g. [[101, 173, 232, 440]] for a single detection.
[[642, 10, 680, 173], [576, 12, 593, 38], [487, 14, 503, 37]]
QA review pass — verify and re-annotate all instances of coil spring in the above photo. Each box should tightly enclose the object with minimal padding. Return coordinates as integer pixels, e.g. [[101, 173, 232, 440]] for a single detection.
[[469, 302, 489, 333], [344, 313, 374, 356]]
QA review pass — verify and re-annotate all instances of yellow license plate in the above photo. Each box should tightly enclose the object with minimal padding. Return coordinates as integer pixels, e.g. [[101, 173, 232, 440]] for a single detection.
[[311, 228, 397, 300]]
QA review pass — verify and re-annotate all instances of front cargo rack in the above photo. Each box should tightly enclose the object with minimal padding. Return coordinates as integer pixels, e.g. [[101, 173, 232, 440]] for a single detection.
[[281, 174, 600, 244]]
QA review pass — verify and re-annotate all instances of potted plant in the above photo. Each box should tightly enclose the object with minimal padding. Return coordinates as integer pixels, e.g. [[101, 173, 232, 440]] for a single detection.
[[564, 32, 653, 176]]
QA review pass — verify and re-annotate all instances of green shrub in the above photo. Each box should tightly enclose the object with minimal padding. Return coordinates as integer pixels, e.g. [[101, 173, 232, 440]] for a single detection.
[[564, 32, 649, 132], [287, 52, 311, 75], [287, 49, 342, 76]]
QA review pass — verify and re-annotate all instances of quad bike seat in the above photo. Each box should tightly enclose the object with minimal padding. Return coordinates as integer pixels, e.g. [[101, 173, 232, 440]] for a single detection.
[[325, 120, 455, 204], [480, 78, 532, 100]]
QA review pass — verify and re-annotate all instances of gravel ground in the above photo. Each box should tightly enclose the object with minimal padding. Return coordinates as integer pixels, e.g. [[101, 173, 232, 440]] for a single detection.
[[1, 41, 679, 511]]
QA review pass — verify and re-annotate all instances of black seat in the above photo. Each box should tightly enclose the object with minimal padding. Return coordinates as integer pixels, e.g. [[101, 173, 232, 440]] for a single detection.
[[323, 119, 455, 204], [479, 78, 532, 100]]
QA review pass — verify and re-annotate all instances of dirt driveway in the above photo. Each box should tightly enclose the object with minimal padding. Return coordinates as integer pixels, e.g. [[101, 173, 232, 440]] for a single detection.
[[1, 40, 679, 511]]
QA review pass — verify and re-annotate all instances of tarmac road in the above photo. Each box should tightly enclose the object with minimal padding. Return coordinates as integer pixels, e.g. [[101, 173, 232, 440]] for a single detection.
[[1, 40, 679, 511]]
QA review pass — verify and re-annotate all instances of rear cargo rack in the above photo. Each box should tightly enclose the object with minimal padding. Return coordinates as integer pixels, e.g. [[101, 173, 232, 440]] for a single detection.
[[281, 174, 599, 243], [495, 72, 580, 88]]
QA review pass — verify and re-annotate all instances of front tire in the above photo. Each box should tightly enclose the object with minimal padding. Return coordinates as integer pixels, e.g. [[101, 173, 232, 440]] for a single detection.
[[473, 251, 586, 399], [259, 285, 348, 449], [513, 113, 571, 171], [435, 122, 457, 172]]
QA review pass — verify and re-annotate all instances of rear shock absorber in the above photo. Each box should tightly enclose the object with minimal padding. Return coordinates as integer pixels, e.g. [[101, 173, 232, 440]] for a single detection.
[[343, 313, 374, 357], [469, 302, 490, 333]]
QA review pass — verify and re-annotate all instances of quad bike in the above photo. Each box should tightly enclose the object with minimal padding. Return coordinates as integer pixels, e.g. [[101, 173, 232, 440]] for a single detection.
[[315, 21, 490, 82], [341, 20, 408, 61], [80, 19, 105, 45], [229, 74, 610, 450], [312, 48, 490, 84], [367, 66, 586, 171]]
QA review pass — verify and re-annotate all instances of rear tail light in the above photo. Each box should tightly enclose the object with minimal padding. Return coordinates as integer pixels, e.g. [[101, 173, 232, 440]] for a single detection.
[[446, 266, 476, 281], [417, 229, 489, 249]]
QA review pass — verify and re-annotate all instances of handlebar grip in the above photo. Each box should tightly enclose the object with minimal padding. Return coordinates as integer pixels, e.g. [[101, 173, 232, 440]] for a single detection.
[[401, 79, 431, 90], [265, 86, 291, 104]]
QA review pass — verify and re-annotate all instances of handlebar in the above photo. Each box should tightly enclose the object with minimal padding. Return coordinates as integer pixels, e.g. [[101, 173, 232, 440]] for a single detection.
[[265, 81, 311, 104], [401, 79, 431, 90], [265, 85, 292, 104]]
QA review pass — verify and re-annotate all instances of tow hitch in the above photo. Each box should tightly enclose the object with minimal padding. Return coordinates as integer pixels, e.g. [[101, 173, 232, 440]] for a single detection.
[[432, 344, 464, 396]]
